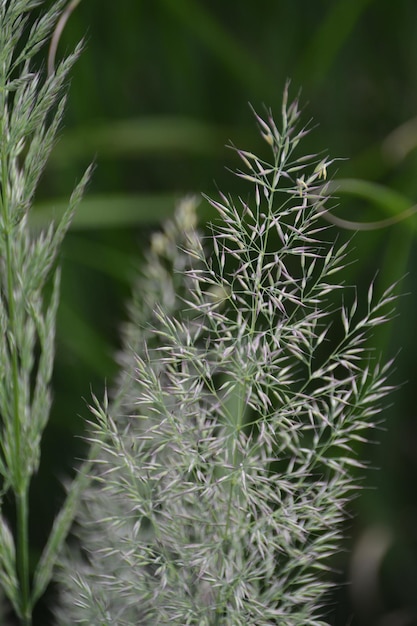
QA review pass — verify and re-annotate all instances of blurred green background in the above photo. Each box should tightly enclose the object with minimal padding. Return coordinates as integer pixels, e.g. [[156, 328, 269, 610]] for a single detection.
[[29, 1, 417, 624]]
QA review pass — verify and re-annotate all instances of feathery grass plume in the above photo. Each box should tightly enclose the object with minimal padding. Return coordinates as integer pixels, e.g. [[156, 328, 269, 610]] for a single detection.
[[56, 84, 396, 625], [0, 1, 90, 623]]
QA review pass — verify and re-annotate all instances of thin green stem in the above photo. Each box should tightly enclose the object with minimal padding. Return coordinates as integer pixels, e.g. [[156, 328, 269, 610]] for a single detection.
[[6, 237, 32, 622], [4, 233, 22, 482], [16, 490, 31, 626]]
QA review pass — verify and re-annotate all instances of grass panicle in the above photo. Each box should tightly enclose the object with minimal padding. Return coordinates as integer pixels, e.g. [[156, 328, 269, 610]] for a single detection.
[[55, 83, 395, 625]]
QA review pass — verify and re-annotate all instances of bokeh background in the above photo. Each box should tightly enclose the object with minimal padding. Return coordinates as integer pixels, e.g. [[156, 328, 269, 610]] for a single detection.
[[28, 1, 417, 624]]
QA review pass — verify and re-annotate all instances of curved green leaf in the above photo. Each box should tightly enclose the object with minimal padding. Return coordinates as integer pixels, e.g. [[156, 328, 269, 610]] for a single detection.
[[326, 178, 417, 232]]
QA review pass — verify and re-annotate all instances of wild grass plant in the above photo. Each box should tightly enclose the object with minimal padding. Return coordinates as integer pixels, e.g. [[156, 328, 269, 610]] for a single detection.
[[0, 1, 398, 625], [54, 89, 396, 624], [0, 1, 90, 623]]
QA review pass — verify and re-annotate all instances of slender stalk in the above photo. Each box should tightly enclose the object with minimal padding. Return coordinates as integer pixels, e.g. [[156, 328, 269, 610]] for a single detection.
[[16, 490, 31, 625]]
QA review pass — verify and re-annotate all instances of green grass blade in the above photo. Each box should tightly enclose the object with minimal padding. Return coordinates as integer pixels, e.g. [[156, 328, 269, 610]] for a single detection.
[[50, 117, 231, 164], [296, 0, 374, 87], [161, 0, 271, 96], [31, 193, 217, 231]]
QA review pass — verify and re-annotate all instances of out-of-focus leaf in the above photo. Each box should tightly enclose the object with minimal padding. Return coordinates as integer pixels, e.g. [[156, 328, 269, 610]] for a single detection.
[[326, 178, 417, 232], [296, 0, 375, 87], [382, 115, 417, 165], [57, 300, 113, 376], [31, 193, 216, 231], [63, 236, 133, 283], [51, 117, 234, 165], [160, 0, 272, 97]]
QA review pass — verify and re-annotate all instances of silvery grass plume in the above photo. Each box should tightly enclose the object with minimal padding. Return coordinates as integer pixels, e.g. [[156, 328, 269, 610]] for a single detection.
[[56, 85, 395, 626], [0, 1, 90, 624]]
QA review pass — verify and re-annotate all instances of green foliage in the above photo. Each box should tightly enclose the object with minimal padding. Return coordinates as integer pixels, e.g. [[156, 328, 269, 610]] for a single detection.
[[55, 87, 395, 625]]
